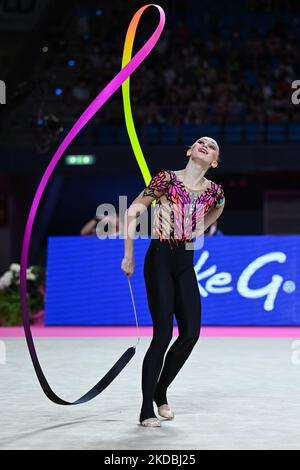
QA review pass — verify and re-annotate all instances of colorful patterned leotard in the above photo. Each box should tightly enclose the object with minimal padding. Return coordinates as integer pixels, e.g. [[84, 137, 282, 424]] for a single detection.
[[142, 169, 225, 249]]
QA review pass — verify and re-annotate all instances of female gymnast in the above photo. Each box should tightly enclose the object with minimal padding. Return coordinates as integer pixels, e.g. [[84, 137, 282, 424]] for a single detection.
[[121, 136, 225, 427]]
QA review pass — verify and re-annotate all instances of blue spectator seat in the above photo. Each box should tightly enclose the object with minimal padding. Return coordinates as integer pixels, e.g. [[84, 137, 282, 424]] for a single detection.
[[117, 125, 129, 144], [200, 124, 221, 141], [287, 123, 300, 142], [182, 124, 199, 144], [266, 123, 286, 142], [245, 123, 261, 143], [94, 126, 116, 145], [224, 124, 243, 143], [144, 124, 160, 144], [160, 125, 179, 144]]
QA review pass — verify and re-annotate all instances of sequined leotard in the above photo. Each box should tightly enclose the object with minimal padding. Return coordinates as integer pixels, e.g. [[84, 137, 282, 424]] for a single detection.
[[143, 169, 225, 248]]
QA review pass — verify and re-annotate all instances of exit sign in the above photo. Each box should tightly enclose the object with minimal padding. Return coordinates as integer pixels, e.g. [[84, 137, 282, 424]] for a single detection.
[[65, 155, 96, 166]]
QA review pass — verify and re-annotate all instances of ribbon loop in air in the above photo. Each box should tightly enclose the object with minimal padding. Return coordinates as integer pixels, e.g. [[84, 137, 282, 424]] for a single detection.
[[20, 4, 165, 405]]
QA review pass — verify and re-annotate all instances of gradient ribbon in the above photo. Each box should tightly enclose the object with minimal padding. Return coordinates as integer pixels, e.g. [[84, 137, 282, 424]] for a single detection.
[[122, 6, 154, 191], [20, 4, 165, 405]]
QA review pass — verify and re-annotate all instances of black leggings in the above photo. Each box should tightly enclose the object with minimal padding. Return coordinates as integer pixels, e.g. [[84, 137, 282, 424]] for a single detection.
[[140, 238, 201, 422]]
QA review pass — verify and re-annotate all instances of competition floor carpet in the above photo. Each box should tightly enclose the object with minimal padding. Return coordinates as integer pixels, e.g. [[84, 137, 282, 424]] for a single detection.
[[1, 334, 300, 450]]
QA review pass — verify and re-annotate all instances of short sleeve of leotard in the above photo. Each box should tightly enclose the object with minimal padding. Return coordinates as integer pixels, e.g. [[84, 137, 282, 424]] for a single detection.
[[142, 170, 170, 201], [214, 184, 225, 209]]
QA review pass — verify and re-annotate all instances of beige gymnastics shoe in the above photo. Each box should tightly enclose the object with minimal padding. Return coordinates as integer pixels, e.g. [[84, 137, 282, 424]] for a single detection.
[[158, 404, 175, 420], [140, 417, 161, 427]]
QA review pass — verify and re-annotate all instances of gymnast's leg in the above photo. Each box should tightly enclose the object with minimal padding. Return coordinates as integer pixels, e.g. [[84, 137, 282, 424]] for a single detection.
[[140, 244, 175, 422], [154, 265, 201, 408]]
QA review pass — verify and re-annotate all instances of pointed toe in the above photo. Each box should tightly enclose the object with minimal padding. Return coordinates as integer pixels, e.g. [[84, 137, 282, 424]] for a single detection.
[[158, 404, 175, 420], [140, 417, 161, 427]]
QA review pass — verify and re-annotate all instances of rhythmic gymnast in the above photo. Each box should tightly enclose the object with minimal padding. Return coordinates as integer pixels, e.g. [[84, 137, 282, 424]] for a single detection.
[[121, 136, 225, 427]]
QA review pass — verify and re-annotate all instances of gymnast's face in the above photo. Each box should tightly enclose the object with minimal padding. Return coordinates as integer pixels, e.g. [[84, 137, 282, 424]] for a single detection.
[[187, 137, 219, 169]]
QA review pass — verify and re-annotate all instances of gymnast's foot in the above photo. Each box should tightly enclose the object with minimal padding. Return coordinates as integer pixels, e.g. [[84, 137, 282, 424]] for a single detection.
[[139, 409, 161, 427], [154, 391, 174, 420], [140, 417, 161, 427], [157, 404, 175, 420], [154, 391, 175, 419]]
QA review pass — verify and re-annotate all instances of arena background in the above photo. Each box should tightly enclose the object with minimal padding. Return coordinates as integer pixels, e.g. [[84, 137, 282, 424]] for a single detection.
[[0, 0, 300, 451]]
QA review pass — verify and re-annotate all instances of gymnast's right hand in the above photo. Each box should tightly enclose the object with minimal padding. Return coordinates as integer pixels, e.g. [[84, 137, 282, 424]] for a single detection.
[[121, 256, 135, 277]]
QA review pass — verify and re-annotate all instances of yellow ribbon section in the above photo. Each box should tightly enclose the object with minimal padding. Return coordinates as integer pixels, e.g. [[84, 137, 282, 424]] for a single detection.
[[121, 4, 163, 205]]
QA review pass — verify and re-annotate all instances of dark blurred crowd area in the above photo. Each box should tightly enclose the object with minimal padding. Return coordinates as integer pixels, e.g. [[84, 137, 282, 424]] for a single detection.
[[37, 0, 300, 124], [1, 0, 300, 148]]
